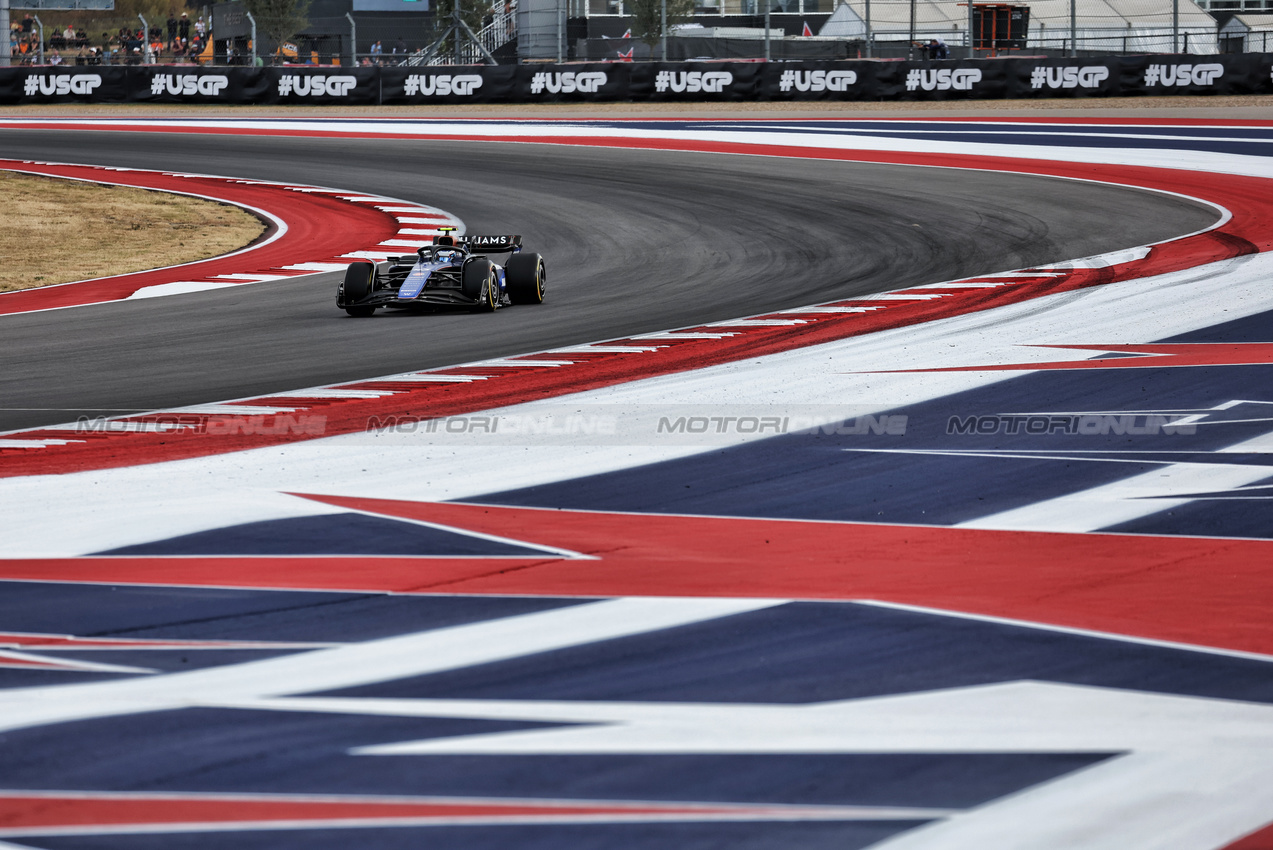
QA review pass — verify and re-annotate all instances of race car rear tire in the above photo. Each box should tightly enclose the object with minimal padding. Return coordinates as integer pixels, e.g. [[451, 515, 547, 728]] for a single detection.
[[342, 262, 377, 317], [463, 259, 498, 312], [506, 253, 545, 305]]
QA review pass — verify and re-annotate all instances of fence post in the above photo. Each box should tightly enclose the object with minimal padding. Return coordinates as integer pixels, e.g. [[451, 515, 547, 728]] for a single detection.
[[0, 0, 10, 69], [1070, 0, 1077, 57], [34, 13, 43, 64], [863, 0, 871, 57], [139, 13, 151, 63], [763, 0, 771, 61], [346, 12, 356, 65], [245, 11, 257, 64], [966, 0, 973, 58], [1172, 0, 1178, 52], [661, 0, 667, 60]]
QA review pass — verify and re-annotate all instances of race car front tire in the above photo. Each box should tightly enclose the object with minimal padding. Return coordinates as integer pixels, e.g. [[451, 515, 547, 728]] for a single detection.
[[463, 259, 498, 312], [342, 262, 377, 317], [506, 253, 546, 305]]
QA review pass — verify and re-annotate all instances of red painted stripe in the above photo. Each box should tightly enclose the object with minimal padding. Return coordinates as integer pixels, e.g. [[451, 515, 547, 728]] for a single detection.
[[0, 654, 77, 670], [1223, 822, 1273, 850], [5, 497, 1272, 657], [0, 161, 403, 316], [0, 792, 763, 830]]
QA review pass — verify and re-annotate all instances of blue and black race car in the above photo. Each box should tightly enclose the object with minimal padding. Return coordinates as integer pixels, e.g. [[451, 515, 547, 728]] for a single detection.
[[336, 227, 545, 317]]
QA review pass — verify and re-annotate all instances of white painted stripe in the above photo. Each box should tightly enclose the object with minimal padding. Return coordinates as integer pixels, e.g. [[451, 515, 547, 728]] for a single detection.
[[269, 389, 398, 400], [861, 294, 948, 301], [210, 274, 295, 281], [0, 650, 155, 675], [41, 421, 191, 433], [873, 749, 1273, 850], [706, 319, 809, 327], [634, 332, 741, 339], [1039, 246, 1153, 269], [957, 435, 1273, 534], [382, 374, 492, 383], [125, 281, 239, 299], [913, 282, 1012, 289], [0, 439, 84, 448], [170, 404, 302, 415], [778, 306, 883, 314], [467, 359, 578, 368], [858, 599, 1273, 663], [964, 272, 1067, 278], [0, 597, 785, 733], [278, 262, 348, 272], [554, 345, 665, 353], [378, 239, 430, 248]]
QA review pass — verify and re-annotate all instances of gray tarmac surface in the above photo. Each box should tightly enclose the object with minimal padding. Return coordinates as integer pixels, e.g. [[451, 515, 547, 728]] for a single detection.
[[0, 126, 1221, 432]]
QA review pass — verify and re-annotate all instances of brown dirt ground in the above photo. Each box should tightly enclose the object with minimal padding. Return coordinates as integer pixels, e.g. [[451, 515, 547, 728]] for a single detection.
[[0, 171, 266, 292]]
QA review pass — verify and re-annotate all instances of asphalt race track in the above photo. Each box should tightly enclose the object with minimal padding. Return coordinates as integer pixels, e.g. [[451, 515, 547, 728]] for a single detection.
[[0, 130, 1217, 431], [2, 112, 1273, 850]]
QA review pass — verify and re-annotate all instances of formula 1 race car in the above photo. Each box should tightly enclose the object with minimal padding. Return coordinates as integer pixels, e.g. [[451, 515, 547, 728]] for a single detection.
[[336, 228, 545, 317]]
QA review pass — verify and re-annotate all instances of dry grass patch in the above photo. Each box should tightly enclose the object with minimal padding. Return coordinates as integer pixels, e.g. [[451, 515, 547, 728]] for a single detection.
[[0, 171, 267, 292]]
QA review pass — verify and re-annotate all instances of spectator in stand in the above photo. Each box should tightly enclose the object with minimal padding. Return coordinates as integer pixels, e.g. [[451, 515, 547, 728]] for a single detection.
[[21, 13, 34, 33], [49, 49, 63, 65], [194, 16, 206, 40], [166, 11, 178, 51], [178, 13, 190, 46], [393, 36, 406, 56], [369, 39, 382, 63]]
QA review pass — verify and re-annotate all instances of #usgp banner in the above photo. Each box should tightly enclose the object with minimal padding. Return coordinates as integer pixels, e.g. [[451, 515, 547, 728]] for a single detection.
[[2, 54, 1271, 106]]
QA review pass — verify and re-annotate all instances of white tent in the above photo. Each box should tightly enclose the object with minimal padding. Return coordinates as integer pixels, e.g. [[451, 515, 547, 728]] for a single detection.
[[1218, 13, 1273, 52], [818, 0, 1217, 53]]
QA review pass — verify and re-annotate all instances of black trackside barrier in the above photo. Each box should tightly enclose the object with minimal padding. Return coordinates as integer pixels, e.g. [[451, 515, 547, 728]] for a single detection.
[[2, 55, 1271, 106]]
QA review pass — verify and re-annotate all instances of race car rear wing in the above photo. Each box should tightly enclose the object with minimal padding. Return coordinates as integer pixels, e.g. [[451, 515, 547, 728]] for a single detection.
[[457, 234, 522, 254]]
